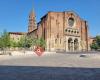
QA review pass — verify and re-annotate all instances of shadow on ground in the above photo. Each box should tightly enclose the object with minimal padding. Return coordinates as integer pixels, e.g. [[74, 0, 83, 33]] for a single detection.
[[0, 65, 100, 80]]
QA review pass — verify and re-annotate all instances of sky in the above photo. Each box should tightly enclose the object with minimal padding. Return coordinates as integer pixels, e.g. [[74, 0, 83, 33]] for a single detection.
[[0, 0, 100, 36]]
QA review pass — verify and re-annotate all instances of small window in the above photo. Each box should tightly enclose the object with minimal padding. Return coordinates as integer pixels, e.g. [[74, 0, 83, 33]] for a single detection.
[[60, 38, 61, 44], [68, 18, 74, 27], [68, 30, 70, 32], [74, 31, 76, 33], [55, 39, 57, 44], [65, 29, 67, 32], [71, 30, 73, 33], [77, 31, 79, 34]]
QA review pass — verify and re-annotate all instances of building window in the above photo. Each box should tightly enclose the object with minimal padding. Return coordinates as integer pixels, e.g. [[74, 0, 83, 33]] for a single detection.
[[77, 31, 79, 34], [74, 31, 76, 33], [65, 29, 67, 32], [68, 18, 74, 27], [68, 30, 70, 32], [55, 39, 57, 44], [60, 38, 61, 44], [71, 30, 73, 33]]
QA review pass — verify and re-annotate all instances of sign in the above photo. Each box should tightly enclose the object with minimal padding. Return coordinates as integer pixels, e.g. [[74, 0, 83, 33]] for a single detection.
[[34, 47, 44, 56]]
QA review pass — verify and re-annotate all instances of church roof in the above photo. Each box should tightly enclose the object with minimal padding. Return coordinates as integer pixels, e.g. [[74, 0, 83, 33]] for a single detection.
[[9, 32, 26, 35]]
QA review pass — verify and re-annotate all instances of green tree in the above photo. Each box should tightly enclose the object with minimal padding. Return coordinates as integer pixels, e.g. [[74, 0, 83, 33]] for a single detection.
[[34, 37, 46, 48], [0, 30, 10, 49], [96, 35, 100, 48], [17, 36, 25, 48], [10, 39, 18, 49], [0, 37, 3, 49], [24, 37, 33, 48], [0, 30, 11, 54], [90, 35, 100, 50], [17, 36, 33, 48], [90, 42, 98, 50]]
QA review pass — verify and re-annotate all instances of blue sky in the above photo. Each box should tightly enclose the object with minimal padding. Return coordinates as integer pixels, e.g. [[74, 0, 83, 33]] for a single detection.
[[0, 0, 100, 36]]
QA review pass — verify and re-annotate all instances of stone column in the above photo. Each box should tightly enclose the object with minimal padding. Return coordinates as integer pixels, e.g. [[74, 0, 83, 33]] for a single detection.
[[78, 39, 81, 51], [46, 39, 50, 51], [72, 38, 74, 52], [65, 37, 68, 52]]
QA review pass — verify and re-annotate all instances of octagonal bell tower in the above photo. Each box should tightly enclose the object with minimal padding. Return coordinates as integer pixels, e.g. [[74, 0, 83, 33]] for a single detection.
[[28, 9, 37, 32]]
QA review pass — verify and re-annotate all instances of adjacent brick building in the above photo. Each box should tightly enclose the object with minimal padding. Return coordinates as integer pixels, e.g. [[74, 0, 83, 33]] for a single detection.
[[9, 32, 26, 42]]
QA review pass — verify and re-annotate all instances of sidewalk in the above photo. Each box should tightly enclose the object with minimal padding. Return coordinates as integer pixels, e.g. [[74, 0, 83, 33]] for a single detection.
[[0, 51, 56, 56]]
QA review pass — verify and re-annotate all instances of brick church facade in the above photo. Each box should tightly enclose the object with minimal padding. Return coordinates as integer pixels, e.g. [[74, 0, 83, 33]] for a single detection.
[[28, 10, 89, 52]]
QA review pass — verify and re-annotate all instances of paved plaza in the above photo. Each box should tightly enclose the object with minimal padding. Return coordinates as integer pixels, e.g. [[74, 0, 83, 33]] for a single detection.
[[0, 51, 100, 80]]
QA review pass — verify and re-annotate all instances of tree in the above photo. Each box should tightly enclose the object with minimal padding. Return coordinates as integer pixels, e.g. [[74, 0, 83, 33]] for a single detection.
[[34, 37, 46, 49], [10, 39, 18, 49], [0, 38, 3, 49], [17, 36, 33, 48], [17, 36, 25, 48], [0, 30, 10, 49], [90, 42, 98, 50], [96, 35, 100, 48], [25, 37, 34, 48], [90, 35, 100, 50], [0, 30, 11, 54]]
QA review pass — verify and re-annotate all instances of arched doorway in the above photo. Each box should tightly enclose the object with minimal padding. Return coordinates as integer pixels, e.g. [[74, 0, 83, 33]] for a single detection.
[[74, 39, 79, 51], [68, 38, 73, 51]]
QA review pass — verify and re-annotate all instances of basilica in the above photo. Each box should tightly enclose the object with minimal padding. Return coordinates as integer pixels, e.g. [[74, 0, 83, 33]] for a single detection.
[[27, 10, 90, 52]]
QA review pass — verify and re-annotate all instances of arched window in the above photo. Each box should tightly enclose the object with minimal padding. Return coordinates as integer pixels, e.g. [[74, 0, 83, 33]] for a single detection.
[[74, 39, 79, 51], [55, 39, 57, 44], [60, 38, 61, 44], [68, 38, 73, 51], [68, 18, 74, 27]]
